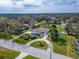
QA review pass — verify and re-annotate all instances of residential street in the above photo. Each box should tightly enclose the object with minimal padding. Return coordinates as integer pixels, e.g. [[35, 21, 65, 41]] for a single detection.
[[0, 39, 73, 59]]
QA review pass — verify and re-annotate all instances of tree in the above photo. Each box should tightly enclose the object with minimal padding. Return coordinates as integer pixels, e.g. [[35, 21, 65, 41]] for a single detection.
[[66, 16, 79, 38]]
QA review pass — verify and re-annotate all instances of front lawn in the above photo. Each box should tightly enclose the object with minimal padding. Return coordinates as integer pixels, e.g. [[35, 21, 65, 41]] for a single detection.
[[56, 25, 66, 32], [32, 35, 43, 39], [14, 34, 31, 44], [52, 34, 78, 59], [53, 43, 67, 55], [23, 55, 39, 59], [30, 41, 48, 50], [14, 38, 30, 44], [0, 47, 20, 59]]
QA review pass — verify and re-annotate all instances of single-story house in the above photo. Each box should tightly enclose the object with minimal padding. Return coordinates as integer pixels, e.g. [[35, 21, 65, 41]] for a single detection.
[[31, 28, 49, 36]]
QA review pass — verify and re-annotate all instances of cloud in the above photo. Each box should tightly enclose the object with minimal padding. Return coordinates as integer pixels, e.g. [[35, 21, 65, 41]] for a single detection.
[[0, 0, 79, 13], [23, 4, 39, 8], [0, 0, 13, 7], [55, 0, 79, 5], [12, 0, 44, 7], [1, 0, 79, 8]]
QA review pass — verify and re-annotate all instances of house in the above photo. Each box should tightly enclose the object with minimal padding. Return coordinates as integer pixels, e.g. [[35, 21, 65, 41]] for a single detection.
[[31, 32, 41, 36], [19, 23, 29, 30], [60, 23, 67, 28], [75, 41, 79, 53], [47, 17, 61, 24], [75, 41, 79, 46], [31, 28, 49, 36], [71, 23, 77, 29], [59, 32, 67, 35], [23, 24, 29, 27]]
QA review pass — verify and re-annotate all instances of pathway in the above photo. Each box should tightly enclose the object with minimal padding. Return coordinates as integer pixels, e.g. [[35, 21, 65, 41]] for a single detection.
[[13, 31, 32, 40], [16, 52, 28, 59], [26, 35, 52, 51]]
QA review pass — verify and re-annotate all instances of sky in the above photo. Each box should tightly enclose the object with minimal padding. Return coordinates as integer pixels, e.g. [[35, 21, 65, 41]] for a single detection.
[[0, 0, 79, 13]]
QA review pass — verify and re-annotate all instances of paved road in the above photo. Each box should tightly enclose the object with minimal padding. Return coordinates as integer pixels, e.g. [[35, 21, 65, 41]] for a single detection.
[[0, 39, 73, 59], [26, 35, 51, 46]]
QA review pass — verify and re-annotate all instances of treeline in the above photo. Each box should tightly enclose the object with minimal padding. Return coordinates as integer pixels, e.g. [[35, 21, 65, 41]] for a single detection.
[[65, 16, 79, 39], [0, 16, 32, 39]]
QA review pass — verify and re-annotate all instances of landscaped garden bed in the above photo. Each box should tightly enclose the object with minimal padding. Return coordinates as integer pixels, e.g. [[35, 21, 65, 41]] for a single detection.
[[30, 41, 48, 50]]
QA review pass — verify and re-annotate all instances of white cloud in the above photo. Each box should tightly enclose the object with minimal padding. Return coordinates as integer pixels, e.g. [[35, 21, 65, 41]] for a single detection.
[[24, 0, 42, 5], [0, 0, 79, 13], [0, 0, 60, 9], [0, 0, 13, 7]]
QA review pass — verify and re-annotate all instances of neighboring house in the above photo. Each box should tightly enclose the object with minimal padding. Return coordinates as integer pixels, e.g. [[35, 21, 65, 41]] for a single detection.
[[75, 41, 79, 46], [71, 23, 77, 29], [60, 23, 67, 28], [23, 24, 29, 27], [47, 17, 61, 24], [59, 32, 67, 35], [31, 28, 49, 36], [75, 41, 79, 53], [19, 23, 29, 30], [68, 23, 78, 36]]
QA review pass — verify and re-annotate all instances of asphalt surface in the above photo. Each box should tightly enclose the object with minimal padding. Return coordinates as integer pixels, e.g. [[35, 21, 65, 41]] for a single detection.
[[0, 39, 73, 59]]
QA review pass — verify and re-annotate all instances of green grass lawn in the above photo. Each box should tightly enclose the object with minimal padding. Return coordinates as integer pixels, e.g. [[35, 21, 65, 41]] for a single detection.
[[14, 37, 31, 44], [0, 47, 20, 59], [53, 42, 78, 59], [23, 55, 39, 59], [30, 41, 48, 50], [56, 25, 66, 32], [47, 23, 78, 59], [48, 29, 78, 59], [53, 43, 67, 55], [38, 20, 78, 59], [22, 29, 29, 33], [14, 34, 31, 44], [52, 34, 78, 59], [33, 35, 43, 39]]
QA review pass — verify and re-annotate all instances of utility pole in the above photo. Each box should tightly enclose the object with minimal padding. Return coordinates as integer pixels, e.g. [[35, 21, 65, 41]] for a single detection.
[[50, 47, 52, 59], [49, 44, 52, 59]]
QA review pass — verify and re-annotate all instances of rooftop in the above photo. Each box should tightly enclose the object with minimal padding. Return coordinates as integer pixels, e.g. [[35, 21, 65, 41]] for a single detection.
[[31, 28, 49, 33]]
